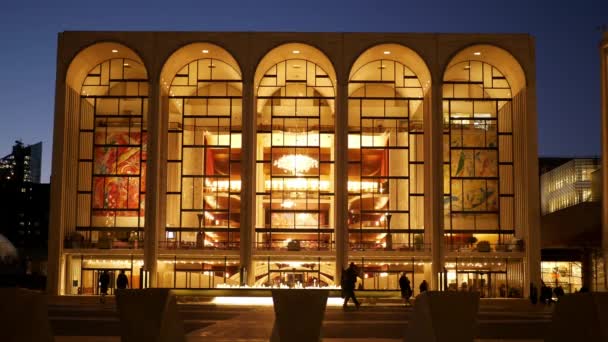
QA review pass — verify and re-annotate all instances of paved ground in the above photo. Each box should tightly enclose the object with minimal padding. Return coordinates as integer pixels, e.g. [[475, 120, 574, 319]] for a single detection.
[[48, 296, 552, 341]]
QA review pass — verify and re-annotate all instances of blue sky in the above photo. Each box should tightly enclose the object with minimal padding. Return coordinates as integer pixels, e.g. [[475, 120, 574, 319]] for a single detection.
[[0, 0, 606, 182]]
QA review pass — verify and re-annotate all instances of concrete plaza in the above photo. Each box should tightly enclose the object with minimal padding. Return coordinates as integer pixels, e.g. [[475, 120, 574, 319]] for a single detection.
[[49, 296, 550, 341]]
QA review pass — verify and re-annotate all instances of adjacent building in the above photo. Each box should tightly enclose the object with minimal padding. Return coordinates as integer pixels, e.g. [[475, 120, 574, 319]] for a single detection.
[[539, 157, 603, 292], [48, 32, 540, 297], [0, 141, 42, 184], [601, 31, 608, 291]]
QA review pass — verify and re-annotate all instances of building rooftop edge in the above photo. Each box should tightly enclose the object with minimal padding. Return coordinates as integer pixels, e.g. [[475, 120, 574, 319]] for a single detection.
[[57, 30, 533, 37]]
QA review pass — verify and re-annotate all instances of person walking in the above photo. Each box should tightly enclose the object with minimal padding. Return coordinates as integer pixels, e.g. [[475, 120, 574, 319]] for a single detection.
[[419, 279, 428, 293], [116, 270, 129, 290], [99, 270, 110, 303], [343, 262, 361, 310], [399, 273, 412, 306]]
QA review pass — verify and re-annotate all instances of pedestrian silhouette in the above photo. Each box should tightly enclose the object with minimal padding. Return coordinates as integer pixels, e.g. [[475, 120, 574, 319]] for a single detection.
[[99, 270, 110, 303], [419, 279, 428, 293], [342, 262, 361, 310], [399, 273, 412, 306], [116, 270, 129, 290]]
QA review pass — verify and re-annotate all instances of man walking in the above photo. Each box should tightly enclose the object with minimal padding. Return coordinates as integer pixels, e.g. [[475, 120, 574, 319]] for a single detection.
[[399, 273, 412, 306], [342, 262, 361, 310]]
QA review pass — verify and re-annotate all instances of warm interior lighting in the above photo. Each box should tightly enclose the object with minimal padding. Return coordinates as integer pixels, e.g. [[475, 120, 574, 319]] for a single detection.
[[383, 51, 391, 55], [281, 200, 295, 208], [111, 49, 118, 53], [292, 50, 300, 54], [123, 63, 129, 67], [273, 154, 319, 175], [473, 51, 481, 56], [202, 49, 209, 54], [206, 179, 380, 193]]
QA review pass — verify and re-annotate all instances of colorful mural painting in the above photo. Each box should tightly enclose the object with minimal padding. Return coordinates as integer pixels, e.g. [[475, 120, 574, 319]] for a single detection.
[[92, 131, 146, 217]]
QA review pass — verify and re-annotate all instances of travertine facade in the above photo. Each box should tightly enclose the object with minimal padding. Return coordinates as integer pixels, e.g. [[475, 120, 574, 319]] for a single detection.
[[49, 32, 540, 297]]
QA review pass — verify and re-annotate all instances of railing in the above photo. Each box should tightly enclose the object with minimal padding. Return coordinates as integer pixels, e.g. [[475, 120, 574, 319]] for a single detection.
[[446, 242, 524, 253], [349, 242, 431, 252], [63, 239, 143, 249], [254, 240, 334, 251], [159, 241, 240, 250]]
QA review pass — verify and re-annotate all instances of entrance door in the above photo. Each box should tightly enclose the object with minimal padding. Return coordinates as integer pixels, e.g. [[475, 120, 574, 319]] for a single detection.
[[456, 271, 507, 298], [268, 271, 322, 287], [81, 268, 133, 295]]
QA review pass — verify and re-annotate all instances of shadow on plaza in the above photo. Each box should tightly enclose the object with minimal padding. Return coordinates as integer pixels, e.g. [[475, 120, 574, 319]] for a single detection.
[[4, 288, 608, 341]]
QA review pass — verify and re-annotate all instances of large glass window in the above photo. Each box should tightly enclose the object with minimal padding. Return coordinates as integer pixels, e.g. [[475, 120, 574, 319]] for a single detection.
[[255, 59, 335, 251], [348, 59, 424, 251], [443, 61, 514, 249], [76, 58, 148, 246], [165, 58, 242, 250]]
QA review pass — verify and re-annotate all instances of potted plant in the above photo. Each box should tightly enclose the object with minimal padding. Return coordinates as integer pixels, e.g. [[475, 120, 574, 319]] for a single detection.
[[465, 236, 478, 247], [98, 232, 113, 249], [68, 232, 84, 249], [413, 234, 424, 251], [476, 240, 491, 252]]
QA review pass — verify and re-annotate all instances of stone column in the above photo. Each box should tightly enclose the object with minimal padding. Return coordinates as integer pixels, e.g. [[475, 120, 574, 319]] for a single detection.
[[335, 82, 349, 283], [144, 77, 161, 287], [426, 81, 444, 290], [47, 77, 68, 295], [241, 79, 255, 285], [601, 33, 608, 291]]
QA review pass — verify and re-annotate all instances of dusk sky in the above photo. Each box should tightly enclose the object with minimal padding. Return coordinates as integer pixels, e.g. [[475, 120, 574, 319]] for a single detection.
[[0, 0, 606, 183]]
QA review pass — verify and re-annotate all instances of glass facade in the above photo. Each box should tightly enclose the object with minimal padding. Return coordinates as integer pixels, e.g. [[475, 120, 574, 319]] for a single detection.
[[348, 59, 425, 251], [165, 58, 243, 250], [540, 158, 600, 215], [442, 61, 515, 250], [56, 38, 535, 296], [76, 58, 149, 246], [255, 59, 335, 251]]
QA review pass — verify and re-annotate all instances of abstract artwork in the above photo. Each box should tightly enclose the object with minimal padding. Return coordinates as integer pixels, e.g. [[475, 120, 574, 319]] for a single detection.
[[92, 131, 147, 217]]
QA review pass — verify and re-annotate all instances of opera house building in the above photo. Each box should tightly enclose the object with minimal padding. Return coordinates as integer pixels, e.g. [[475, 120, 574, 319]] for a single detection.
[[48, 31, 541, 297]]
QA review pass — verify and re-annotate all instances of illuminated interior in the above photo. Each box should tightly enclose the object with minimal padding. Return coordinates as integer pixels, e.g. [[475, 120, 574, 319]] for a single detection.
[[442, 53, 516, 249], [75, 50, 149, 245], [540, 159, 600, 215], [164, 44, 243, 249], [347, 44, 428, 251], [254, 44, 336, 251]]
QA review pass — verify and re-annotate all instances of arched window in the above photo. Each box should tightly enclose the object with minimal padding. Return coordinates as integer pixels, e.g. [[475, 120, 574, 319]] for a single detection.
[[255, 56, 336, 252], [76, 58, 149, 244], [348, 58, 425, 251], [165, 57, 242, 250], [443, 60, 514, 246]]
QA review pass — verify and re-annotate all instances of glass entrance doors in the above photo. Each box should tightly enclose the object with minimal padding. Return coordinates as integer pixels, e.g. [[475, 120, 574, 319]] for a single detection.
[[455, 271, 506, 298], [80, 268, 135, 295]]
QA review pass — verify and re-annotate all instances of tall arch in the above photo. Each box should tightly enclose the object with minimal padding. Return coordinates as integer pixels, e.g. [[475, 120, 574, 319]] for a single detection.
[[253, 43, 337, 285], [347, 44, 431, 290], [442, 44, 528, 295], [67, 42, 149, 245], [160, 43, 243, 253]]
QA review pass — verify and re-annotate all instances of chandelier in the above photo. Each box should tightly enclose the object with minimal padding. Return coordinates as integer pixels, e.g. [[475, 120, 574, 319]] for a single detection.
[[273, 154, 319, 175]]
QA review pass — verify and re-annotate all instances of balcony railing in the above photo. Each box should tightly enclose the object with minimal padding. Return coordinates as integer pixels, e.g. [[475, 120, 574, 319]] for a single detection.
[[446, 242, 524, 253], [63, 239, 143, 249], [159, 241, 240, 250], [254, 240, 334, 251], [349, 242, 431, 252]]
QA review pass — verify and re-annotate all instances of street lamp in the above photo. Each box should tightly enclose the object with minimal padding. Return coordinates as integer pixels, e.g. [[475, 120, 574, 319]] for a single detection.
[[385, 212, 393, 251], [197, 213, 205, 250]]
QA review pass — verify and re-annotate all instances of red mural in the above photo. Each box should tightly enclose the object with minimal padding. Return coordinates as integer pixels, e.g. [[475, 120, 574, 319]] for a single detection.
[[92, 132, 146, 217]]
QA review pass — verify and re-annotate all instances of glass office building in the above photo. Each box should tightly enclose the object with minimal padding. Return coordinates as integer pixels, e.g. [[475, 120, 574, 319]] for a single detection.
[[48, 32, 540, 297]]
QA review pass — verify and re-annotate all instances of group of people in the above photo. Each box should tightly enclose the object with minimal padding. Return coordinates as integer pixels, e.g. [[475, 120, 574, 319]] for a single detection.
[[98, 269, 129, 303], [399, 273, 428, 306], [341, 262, 429, 309]]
